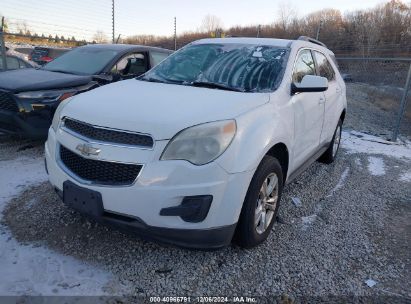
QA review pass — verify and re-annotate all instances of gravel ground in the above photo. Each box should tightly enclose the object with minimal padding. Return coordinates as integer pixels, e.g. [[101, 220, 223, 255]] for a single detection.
[[0, 83, 410, 301], [345, 82, 411, 139]]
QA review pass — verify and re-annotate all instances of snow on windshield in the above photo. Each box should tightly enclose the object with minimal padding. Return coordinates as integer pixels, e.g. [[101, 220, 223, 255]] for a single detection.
[[147, 44, 290, 92]]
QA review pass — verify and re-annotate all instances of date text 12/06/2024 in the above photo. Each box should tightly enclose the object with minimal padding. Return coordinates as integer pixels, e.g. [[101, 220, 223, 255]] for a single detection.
[[149, 296, 258, 303]]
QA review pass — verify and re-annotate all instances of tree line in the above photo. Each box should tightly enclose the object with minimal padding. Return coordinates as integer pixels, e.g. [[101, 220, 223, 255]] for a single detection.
[[124, 0, 411, 57]]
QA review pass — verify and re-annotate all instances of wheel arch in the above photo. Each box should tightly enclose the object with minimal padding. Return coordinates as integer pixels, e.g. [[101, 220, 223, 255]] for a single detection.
[[340, 109, 346, 122], [265, 142, 289, 184]]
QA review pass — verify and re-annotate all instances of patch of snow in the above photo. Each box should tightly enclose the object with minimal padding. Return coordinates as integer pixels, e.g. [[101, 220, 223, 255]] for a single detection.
[[0, 157, 47, 213], [354, 158, 363, 169], [0, 156, 127, 295], [367, 157, 386, 176], [399, 171, 411, 182], [342, 131, 411, 160], [0, 236, 119, 296], [326, 167, 350, 198], [365, 279, 377, 288], [304, 168, 350, 229], [291, 197, 302, 207], [301, 214, 317, 230]]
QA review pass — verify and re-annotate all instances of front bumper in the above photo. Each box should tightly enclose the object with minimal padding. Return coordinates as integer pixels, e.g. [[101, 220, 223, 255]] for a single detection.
[[54, 185, 235, 249], [45, 127, 253, 248], [0, 103, 55, 139]]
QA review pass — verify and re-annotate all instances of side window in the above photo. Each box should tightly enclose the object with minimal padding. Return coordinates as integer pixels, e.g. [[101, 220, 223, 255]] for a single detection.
[[112, 53, 147, 76], [6, 57, 20, 70], [150, 51, 169, 67], [18, 59, 29, 68], [314, 51, 335, 81], [292, 49, 316, 84]]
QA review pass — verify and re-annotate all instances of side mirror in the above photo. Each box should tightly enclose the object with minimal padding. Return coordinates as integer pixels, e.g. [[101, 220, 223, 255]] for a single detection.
[[111, 72, 122, 82], [291, 75, 328, 94]]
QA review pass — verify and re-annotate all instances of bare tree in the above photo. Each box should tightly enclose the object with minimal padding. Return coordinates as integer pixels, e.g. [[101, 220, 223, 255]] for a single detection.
[[277, 1, 297, 31], [16, 21, 29, 35], [92, 30, 108, 43], [201, 14, 224, 33]]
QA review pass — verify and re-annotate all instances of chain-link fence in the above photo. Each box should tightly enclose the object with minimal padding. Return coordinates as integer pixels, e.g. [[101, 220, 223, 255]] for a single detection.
[[337, 57, 411, 140]]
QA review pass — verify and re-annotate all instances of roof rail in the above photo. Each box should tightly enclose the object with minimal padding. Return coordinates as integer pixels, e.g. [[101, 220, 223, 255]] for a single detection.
[[297, 36, 327, 48]]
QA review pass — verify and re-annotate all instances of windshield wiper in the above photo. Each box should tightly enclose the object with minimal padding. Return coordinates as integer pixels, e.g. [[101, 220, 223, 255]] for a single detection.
[[139, 77, 166, 83], [139, 76, 185, 85], [190, 81, 245, 92]]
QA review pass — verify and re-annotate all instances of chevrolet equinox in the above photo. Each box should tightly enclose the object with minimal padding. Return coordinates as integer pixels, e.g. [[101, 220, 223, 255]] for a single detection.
[[45, 37, 347, 249]]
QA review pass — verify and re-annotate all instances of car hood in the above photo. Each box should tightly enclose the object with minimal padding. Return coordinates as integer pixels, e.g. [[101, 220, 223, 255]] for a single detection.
[[0, 69, 92, 92], [63, 79, 270, 140]]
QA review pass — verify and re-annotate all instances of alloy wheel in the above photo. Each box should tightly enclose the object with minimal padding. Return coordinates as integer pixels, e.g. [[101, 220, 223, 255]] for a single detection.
[[255, 173, 279, 234]]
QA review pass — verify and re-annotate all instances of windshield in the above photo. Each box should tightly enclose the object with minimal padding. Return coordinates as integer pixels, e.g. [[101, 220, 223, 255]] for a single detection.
[[43, 47, 119, 75], [142, 43, 289, 92]]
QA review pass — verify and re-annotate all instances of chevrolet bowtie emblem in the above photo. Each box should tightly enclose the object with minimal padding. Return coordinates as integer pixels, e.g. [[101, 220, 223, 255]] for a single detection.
[[76, 143, 101, 157]]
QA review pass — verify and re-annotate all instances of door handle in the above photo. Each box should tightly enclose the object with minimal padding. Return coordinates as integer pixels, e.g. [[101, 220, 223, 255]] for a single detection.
[[319, 97, 325, 105], [336, 88, 341, 94]]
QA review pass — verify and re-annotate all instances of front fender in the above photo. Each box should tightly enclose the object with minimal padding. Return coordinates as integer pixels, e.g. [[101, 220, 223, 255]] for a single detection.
[[216, 102, 293, 174]]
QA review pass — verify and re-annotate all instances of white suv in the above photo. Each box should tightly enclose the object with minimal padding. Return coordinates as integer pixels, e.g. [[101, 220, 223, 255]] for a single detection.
[[45, 37, 346, 249]]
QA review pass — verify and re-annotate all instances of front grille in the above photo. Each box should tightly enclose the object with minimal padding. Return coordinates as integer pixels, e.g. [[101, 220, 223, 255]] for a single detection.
[[0, 91, 18, 112], [63, 118, 154, 148], [59, 145, 142, 186]]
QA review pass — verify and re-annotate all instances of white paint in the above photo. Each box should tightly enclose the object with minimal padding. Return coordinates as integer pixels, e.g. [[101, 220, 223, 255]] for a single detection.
[[367, 157, 386, 176], [0, 156, 127, 296], [342, 131, 411, 160]]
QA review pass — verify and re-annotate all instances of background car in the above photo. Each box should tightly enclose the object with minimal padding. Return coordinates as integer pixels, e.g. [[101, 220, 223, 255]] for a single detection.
[[0, 44, 173, 138], [28, 46, 71, 65]]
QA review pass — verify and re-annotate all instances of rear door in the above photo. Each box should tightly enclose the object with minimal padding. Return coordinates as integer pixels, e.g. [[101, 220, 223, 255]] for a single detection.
[[290, 49, 326, 168], [313, 51, 341, 144]]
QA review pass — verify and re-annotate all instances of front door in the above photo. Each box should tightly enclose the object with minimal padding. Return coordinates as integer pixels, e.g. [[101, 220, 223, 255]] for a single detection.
[[291, 49, 325, 169], [313, 50, 342, 144]]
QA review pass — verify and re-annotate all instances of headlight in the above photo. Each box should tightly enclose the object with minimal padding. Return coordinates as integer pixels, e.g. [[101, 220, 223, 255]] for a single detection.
[[161, 120, 236, 165], [16, 89, 75, 103], [51, 97, 73, 132]]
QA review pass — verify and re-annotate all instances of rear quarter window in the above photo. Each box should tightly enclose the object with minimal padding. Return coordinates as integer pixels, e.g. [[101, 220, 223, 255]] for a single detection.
[[314, 51, 335, 81]]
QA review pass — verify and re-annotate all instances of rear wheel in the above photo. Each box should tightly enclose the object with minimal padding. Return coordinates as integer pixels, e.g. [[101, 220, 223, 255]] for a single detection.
[[234, 155, 283, 248], [319, 119, 342, 164]]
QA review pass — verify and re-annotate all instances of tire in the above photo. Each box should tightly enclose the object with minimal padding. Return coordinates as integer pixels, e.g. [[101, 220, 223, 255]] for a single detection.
[[319, 119, 342, 164], [234, 155, 284, 248]]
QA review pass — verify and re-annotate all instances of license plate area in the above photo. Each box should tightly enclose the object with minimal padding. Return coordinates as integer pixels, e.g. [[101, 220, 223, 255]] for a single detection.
[[63, 180, 104, 218]]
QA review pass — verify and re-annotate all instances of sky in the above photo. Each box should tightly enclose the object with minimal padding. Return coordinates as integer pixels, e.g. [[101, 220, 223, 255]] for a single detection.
[[1, 0, 387, 41]]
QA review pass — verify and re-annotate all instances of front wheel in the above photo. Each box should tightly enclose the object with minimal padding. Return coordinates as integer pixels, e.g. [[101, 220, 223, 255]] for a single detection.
[[234, 155, 284, 248], [319, 119, 342, 164]]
